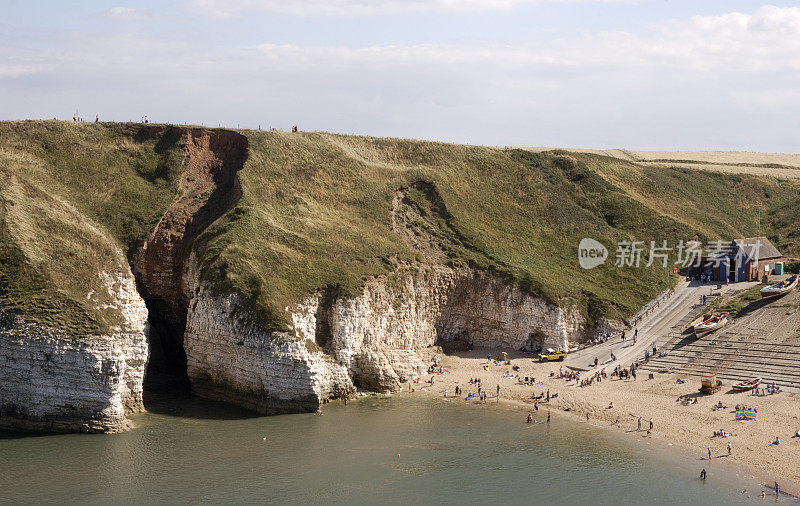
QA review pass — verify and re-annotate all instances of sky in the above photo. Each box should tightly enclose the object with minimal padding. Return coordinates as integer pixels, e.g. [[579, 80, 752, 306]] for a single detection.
[[2, 1, 800, 151]]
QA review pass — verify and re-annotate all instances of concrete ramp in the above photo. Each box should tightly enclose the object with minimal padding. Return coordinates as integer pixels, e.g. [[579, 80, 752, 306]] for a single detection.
[[641, 291, 800, 391]]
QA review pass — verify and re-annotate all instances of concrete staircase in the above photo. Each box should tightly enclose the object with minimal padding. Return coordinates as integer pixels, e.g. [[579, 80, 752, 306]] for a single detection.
[[641, 294, 800, 392]]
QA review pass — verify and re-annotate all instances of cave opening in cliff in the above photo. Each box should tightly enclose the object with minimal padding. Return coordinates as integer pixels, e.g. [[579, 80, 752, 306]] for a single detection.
[[141, 297, 191, 396]]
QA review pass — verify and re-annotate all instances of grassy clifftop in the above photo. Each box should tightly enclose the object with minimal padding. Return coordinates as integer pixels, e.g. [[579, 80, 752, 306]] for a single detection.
[[0, 121, 797, 335], [195, 131, 798, 328], [0, 121, 185, 333]]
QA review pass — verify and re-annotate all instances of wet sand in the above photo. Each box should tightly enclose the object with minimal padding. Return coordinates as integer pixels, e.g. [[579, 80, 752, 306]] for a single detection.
[[406, 348, 800, 497]]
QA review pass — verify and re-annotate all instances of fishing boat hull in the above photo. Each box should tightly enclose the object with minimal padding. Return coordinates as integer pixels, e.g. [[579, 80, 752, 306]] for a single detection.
[[732, 377, 761, 392], [694, 314, 728, 336], [760, 275, 798, 299], [685, 315, 707, 333]]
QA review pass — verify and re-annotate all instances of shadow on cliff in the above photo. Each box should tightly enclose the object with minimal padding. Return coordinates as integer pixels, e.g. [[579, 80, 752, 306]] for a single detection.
[[132, 127, 249, 402], [0, 430, 59, 440], [142, 390, 262, 420]]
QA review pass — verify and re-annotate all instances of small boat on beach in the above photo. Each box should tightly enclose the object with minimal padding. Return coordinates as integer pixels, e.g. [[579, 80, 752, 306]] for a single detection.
[[685, 314, 708, 333], [732, 377, 761, 392], [760, 275, 798, 299], [693, 312, 729, 336]]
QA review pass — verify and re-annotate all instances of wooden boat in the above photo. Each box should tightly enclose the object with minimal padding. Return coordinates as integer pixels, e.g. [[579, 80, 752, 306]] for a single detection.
[[732, 377, 761, 392], [693, 312, 729, 336], [685, 314, 708, 333], [760, 275, 798, 299]]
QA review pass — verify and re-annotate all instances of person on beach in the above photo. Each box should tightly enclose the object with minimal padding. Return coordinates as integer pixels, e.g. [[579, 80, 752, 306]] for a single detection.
[[775, 482, 780, 496], [649, 418, 653, 430], [727, 442, 731, 455], [707, 447, 712, 459], [700, 469, 707, 480], [547, 410, 551, 423], [586, 413, 590, 421], [615, 416, 621, 427], [444, 390, 447, 398], [622, 330, 626, 341], [611, 352, 616, 362], [761, 490, 765, 498], [638, 417, 642, 431]]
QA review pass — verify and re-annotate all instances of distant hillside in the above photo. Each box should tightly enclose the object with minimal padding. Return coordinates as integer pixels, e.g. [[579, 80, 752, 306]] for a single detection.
[[1, 121, 798, 336], [521, 147, 800, 181]]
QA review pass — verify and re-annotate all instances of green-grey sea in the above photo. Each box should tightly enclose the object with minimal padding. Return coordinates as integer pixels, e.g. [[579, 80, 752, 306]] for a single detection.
[[1, 394, 797, 505]]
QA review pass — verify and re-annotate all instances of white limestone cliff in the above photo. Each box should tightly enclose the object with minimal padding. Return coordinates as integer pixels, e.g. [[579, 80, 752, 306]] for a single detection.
[[0, 264, 148, 433], [183, 260, 585, 413]]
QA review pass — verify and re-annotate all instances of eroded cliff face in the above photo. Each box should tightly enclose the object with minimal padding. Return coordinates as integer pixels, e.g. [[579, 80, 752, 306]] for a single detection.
[[133, 128, 247, 382], [0, 126, 248, 433], [1, 133, 599, 428], [183, 255, 354, 413], [179, 179, 588, 413], [183, 259, 583, 413], [0, 264, 148, 433], [294, 265, 582, 392]]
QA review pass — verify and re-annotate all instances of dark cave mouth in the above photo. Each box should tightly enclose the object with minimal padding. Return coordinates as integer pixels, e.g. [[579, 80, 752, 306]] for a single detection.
[[141, 297, 190, 396]]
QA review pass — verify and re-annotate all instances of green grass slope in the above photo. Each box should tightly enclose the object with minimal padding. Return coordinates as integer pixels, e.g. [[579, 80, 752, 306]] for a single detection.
[[0, 121, 185, 334], [195, 131, 798, 329], [1, 121, 797, 336]]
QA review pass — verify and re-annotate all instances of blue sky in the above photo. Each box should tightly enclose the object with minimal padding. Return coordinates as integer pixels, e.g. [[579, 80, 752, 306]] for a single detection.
[[2, 1, 800, 151]]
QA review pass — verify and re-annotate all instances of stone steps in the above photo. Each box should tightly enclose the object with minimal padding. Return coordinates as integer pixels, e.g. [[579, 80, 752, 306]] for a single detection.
[[642, 341, 800, 390]]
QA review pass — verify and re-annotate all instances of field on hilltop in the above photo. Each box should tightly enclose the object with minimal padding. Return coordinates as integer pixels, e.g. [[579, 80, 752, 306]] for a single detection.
[[1, 120, 798, 336], [522, 147, 800, 180]]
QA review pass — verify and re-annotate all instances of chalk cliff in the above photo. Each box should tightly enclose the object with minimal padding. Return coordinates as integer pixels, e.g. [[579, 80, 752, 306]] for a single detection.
[[183, 259, 584, 413], [6, 122, 740, 432], [0, 266, 148, 433]]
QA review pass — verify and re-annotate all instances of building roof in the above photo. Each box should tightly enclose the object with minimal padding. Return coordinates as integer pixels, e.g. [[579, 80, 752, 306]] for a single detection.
[[733, 237, 783, 260]]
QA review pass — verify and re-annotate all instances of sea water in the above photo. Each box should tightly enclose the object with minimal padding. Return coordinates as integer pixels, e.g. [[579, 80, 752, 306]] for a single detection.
[[1, 394, 796, 505]]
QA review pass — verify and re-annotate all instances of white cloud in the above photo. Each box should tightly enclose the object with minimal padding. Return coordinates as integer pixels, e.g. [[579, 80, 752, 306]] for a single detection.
[[102, 6, 151, 21], [2, 5, 800, 150], [188, 0, 634, 18]]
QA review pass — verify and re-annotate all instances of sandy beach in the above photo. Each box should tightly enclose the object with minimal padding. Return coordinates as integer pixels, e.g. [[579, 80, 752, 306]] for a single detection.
[[406, 348, 800, 497]]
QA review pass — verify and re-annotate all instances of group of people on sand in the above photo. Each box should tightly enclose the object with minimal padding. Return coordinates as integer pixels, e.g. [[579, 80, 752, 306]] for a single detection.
[[531, 389, 553, 402], [579, 369, 607, 388], [711, 400, 728, 411], [611, 364, 636, 380], [712, 428, 732, 438], [676, 394, 697, 405], [751, 383, 782, 396]]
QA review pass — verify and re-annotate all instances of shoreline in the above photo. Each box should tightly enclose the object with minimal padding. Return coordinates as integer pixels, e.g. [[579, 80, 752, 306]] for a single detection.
[[401, 348, 800, 498]]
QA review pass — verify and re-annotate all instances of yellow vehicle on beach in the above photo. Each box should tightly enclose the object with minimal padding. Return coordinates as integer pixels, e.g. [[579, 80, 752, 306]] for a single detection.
[[538, 348, 567, 362], [699, 372, 722, 394]]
